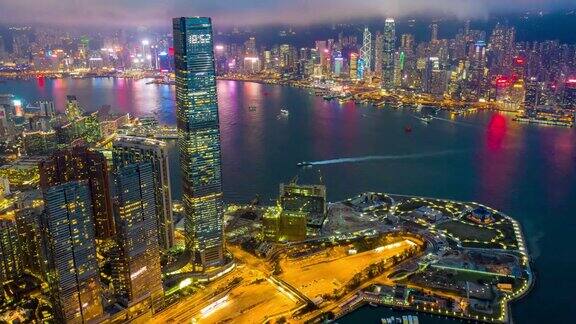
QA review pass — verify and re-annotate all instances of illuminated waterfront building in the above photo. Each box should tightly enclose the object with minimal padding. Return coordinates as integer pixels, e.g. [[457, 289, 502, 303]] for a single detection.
[[65, 95, 83, 121], [373, 32, 384, 75], [22, 130, 57, 156], [562, 79, 576, 109], [54, 111, 102, 146], [382, 18, 396, 88], [112, 136, 174, 250], [280, 183, 327, 229], [393, 52, 405, 87], [173, 17, 225, 269], [357, 58, 366, 80], [40, 147, 114, 239], [360, 27, 372, 73], [279, 44, 289, 68], [37, 100, 56, 117], [334, 53, 344, 76], [350, 53, 359, 81], [42, 181, 104, 324], [315, 40, 328, 73], [524, 77, 542, 109], [111, 163, 164, 316], [263, 183, 326, 242]]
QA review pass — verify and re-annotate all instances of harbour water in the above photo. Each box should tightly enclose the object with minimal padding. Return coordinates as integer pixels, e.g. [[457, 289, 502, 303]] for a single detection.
[[2, 78, 575, 323]]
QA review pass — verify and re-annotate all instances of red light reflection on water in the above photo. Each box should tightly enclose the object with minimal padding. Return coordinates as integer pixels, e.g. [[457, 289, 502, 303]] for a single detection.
[[486, 113, 507, 152], [477, 113, 517, 206]]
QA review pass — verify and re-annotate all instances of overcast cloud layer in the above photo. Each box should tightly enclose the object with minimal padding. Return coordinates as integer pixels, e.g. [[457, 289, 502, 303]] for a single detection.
[[0, 0, 573, 28]]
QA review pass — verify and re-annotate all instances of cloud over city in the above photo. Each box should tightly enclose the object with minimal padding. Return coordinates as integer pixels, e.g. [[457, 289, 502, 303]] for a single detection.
[[0, 0, 573, 28]]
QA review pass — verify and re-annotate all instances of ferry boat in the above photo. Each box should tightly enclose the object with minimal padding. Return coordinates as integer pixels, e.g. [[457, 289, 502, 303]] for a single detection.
[[297, 161, 313, 168], [380, 315, 419, 324], [280, 109, 289, 116], [249, 106, 257, 111], [414, 115, 433, 124]]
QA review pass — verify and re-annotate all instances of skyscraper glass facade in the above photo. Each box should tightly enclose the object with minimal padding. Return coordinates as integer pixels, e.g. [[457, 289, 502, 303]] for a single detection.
[[112, 136, 174, 251], [112, 163, 163, 312], [383, 18, 396, 88], [43, 181, 103, 323], [173, 17, 224, 269]]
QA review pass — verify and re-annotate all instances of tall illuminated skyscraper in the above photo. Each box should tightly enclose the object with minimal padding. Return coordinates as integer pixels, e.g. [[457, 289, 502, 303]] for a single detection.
[[113, 136, 174, 250], [382, 18, 396, 88], [360, 27, 372, 73], [42, 181, 104, 323], [112, 163, 164, 314], [173, 17, 225, 269], [373, 32, 384, 75], [431, 23, 439, 43], [350, 53, 359, 81], [40, 147, 114, 240]]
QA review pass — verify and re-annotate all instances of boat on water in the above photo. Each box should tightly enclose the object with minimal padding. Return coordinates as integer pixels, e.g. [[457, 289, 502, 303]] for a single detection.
[[297, 161, 313, 168], [414, 115, 433, 124], [280, 109, 289, 116], [369, 302, 379, 307], [249, 106, 257, 111], [404, 125, 413, 133], [380, 315, 419, 324]]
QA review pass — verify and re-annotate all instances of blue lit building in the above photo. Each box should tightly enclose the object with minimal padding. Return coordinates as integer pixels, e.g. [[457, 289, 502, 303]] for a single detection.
[[173, 17, 225, 269], [158, 51, 173, 72]]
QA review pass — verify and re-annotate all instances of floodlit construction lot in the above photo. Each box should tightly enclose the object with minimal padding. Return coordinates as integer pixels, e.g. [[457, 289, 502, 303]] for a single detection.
[[200, 274, 300, 324], [279, 240, 416, 299]]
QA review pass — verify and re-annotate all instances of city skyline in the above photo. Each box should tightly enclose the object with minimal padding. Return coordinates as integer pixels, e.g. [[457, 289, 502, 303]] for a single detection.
[[0, 4, 573, 323], [0, 0, 575, 28]]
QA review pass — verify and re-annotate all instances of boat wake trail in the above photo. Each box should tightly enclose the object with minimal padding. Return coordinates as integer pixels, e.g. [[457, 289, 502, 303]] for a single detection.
[[432, 116, 478, 127], [310, 150, 468, 166]]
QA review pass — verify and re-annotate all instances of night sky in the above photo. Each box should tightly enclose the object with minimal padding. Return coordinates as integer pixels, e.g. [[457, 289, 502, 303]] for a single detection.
[[0, 0, 574, 28]]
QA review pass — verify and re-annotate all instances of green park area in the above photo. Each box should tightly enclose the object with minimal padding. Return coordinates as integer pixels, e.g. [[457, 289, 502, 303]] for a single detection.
[[437, 220, 499, 242]]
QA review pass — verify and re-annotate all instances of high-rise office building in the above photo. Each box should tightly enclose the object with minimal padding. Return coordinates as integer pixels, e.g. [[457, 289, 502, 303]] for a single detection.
[[14, 197, 45, 278], [0, 35, 5, 56], [38, 100, 56, 117], [383, 18, 396, 88], [173, 17, 225, 269], [40, 147, 114, 239], [0, 218, 22, 282], [112, 163, 164, 314], [42, 181, 104, 324], [360, 27, 372, 73], [431, 23, 439, 43], [112, 136, 174, 250], [373, 32, 384, 75], [65, 95, 83, 121], [350, 53, 359, 81]]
